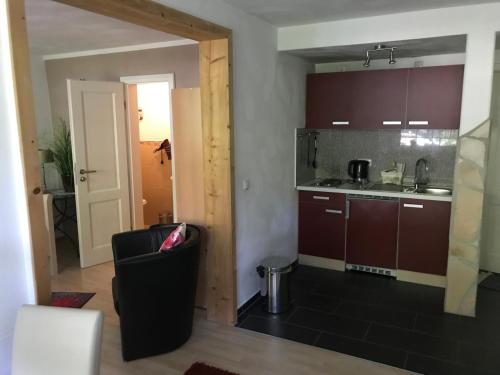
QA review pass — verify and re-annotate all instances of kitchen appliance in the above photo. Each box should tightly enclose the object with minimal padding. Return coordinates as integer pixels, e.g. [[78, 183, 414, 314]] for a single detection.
[[345, 195, 399, 277], [348, 160, 370, 184]]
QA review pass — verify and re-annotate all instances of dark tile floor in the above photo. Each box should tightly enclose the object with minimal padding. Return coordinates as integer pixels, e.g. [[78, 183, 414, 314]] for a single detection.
[[237, 265, 500, 375]]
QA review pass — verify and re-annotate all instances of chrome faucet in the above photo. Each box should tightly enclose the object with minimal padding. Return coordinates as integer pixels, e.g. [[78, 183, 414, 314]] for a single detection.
[[414, 158, 429, 191]]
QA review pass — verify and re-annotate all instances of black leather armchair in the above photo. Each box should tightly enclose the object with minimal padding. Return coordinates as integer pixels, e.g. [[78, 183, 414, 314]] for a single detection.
[[111, 224, 201, 361]]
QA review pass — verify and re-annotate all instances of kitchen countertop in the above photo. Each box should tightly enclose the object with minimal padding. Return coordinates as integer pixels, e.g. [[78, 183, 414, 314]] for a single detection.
[[297, 180, 453, 202]]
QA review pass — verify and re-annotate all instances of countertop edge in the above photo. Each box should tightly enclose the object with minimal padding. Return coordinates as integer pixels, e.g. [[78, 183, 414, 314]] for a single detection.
[[296, 185, 453, 202]]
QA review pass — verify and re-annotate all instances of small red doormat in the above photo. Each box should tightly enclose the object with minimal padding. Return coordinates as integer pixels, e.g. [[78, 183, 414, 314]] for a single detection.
[[184, 362, 239, 375], [51, 292, 95, 308]]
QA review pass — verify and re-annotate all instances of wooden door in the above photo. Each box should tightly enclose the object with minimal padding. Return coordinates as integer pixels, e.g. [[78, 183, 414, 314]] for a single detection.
[[406, 65, 464, 129], [346, 198, 399, 269], [67, 79, 131, 268], [298, 192, 346, 260], [306, 72, 356, 129], [352, 69, 408, 129], [171, 88, 207, 307], [398, 199, 451, 275]]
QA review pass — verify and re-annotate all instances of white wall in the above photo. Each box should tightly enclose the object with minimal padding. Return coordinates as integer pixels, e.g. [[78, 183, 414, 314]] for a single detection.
[[0, 2, 36, 373], [482, 71, 500, 272], [154, 0, 313, 307], [137, 82, 171, 142], [278, 3, 500, 135], [30, 54, 53, 147]]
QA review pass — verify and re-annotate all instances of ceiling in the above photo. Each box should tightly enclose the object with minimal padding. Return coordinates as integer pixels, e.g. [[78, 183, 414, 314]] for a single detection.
[[288, 35, 467, 64], [222, 0, 500, 27], [25, 0, 186, 56]]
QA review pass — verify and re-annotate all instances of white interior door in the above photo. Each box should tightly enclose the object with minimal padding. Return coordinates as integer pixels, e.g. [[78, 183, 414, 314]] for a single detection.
[[67, 79, 131, 268]]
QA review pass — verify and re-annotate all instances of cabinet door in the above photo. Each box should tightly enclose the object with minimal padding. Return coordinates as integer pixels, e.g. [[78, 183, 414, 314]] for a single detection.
[[351, 69, 408, 129], [406, 65, 464, 129], [346, 198, 399, 269], [298, 201, 346, 260], [306, 72, 356, 129], [398, 199, 451, 275]]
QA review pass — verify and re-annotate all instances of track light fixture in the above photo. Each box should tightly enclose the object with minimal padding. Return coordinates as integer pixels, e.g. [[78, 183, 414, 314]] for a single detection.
[[363, 44, 397, 67]]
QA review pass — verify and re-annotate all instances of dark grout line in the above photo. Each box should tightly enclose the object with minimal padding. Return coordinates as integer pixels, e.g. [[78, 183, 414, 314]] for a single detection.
[[402, 352, 409, 369], [312, 331, 324, 346], [362, 322, 372, 341]]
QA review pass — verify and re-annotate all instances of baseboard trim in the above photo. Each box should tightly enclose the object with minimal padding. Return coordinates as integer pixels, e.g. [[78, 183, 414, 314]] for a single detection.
[[237, 292, 261, 323], [298, 254, 345, 271], [397, 270, 446, 288]]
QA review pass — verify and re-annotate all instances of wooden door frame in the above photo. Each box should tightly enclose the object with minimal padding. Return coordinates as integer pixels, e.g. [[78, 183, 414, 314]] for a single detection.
[[7, 0, 236, 324]]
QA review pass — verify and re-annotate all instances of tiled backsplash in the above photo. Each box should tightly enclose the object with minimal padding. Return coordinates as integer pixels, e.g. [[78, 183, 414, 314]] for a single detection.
[[296, 128, 458, 186]]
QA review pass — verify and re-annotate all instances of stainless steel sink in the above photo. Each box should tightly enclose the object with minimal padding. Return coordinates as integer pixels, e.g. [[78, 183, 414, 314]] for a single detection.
[[417, 187, 453, 196], [402, 186, 453, 196]]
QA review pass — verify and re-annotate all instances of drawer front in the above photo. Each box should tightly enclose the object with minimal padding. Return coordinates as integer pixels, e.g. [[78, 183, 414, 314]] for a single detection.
[[299, 191, 346, 209]]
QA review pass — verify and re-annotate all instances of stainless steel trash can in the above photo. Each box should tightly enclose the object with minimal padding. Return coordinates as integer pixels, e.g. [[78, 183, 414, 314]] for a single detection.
[[256, 256, 293, 314]]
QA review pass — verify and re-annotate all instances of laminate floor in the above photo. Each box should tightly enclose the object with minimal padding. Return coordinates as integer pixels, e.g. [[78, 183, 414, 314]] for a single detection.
[[237, 265, 500, 375], [51, 262, 411, 375]]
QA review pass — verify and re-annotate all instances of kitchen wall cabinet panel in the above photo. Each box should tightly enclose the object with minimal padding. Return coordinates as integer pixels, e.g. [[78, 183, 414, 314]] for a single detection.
[[352, 69, 408, 129], [405, 65, 464, 129], [306, 65, 463, 130], [306, 72, 357, 129], [298, 193, 346, 260], [346, 198, 399, 269], [398, 199, 451, 275]]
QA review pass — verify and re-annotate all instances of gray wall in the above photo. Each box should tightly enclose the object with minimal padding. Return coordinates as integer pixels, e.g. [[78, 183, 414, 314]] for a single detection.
[[151, 0, 313, 307], [298, 129, 458, 186], [45, 44, 199, 124]]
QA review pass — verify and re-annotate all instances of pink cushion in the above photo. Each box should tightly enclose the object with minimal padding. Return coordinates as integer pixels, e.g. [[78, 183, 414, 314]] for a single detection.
[[159, 223, 186, 252]]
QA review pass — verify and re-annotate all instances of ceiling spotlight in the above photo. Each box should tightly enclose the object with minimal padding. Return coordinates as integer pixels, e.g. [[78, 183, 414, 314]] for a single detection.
[[389, 49, 396, 64], [362, 44, 397, 68], [363, 54, 371, 67]]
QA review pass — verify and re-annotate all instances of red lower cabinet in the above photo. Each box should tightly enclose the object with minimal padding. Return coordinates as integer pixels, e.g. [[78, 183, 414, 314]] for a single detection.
[[298, 194, 346, 260], [398, 199, 451, 275], [346, 198, 399, 269]]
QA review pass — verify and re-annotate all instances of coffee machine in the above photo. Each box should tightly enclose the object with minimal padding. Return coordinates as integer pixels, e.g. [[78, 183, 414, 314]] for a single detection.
[[348, 160, 370, 184]]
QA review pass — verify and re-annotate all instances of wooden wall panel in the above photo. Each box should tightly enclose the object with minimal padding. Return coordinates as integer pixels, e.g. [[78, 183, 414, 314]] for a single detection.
[[7, 0, 51, 304], [199, 39, 236, 324], [171, 88, 207, 308]]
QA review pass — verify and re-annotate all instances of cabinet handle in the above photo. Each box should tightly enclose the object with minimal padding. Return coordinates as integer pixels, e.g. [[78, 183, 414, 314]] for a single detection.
[[383, 121, 402, 126], [332, 121, 350, 126], [345, 200, 350, 219], [325, 209, 342, 215], [408, 121, 429, 126], [403, 203, 424, 209], [313, 196, 330, 201]]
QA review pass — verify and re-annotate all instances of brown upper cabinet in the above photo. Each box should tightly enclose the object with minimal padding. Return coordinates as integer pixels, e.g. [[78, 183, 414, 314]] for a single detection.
[[406, 65, 464, 129], [306, 65, 464, 130]]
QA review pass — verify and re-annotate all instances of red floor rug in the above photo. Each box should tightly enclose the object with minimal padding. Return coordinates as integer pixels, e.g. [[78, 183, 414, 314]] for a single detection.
[[51, 292, 95, 308], [184, 362, 238, 375]]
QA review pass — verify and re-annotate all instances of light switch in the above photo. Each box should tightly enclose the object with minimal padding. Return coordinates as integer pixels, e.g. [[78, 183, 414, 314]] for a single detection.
[[242, 179, 250, 191]]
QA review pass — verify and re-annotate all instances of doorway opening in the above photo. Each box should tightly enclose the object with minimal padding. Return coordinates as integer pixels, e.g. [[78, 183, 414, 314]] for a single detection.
[[120, 74, 177, 229], [13, 0, 235, 324]]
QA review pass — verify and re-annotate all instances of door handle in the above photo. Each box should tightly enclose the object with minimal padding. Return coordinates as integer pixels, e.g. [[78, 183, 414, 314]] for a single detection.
[[408, 121, 429, 126], [325, 209, 342, 215], [313, 195, 329, 201], [383, 121, 402, 126], [80, 169, 97, 174], [403, 203, 424, 209]]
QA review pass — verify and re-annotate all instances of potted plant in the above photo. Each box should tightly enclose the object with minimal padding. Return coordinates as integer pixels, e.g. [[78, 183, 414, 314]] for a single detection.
[[51, 119, 74, 192]]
